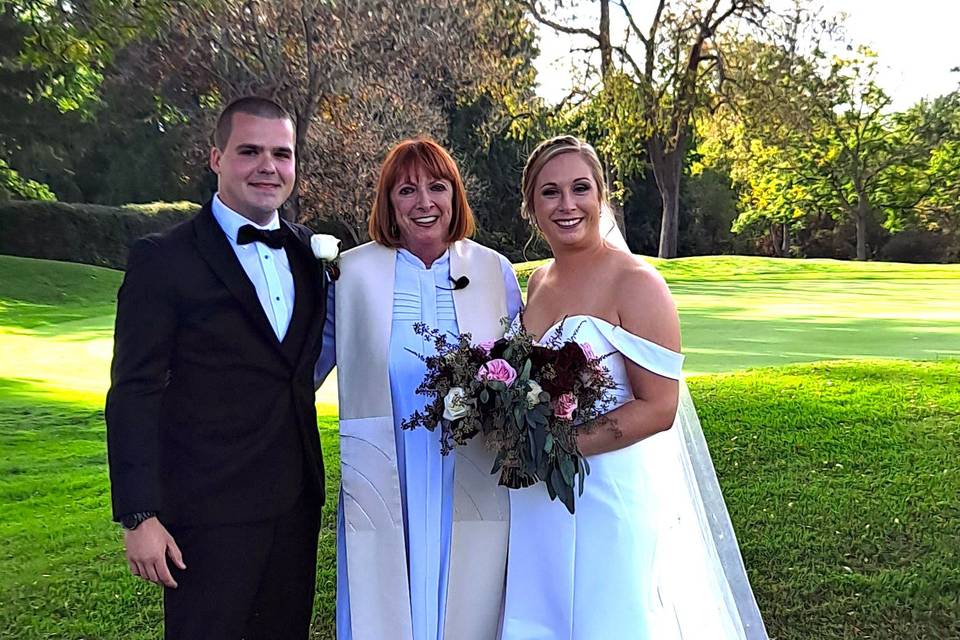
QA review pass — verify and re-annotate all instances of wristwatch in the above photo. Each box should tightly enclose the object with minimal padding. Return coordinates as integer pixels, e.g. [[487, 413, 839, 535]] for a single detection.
[[120, 511, 157, 530]]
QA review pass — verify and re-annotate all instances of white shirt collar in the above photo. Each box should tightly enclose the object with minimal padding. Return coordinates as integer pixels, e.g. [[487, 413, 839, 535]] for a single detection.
[[211, 193, 281, 245]]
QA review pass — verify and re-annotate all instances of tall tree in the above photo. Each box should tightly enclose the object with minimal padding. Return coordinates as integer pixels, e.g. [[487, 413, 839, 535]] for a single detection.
[[4, 0, 167, 112], [523, 0, 767, 257], [895, 90, 960, 259], [124, 0, 533, 243], [0, 4, 62, 199], [721, 20, 938, 260], [446, 10, 542, 261], [0, 0, 174, 201]]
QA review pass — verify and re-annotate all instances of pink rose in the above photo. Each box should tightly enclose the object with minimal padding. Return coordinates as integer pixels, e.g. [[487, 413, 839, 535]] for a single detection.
[[579, 342, 596, 361], [554, 393, 578, 420], [477, 340, 496, 355], [476, 359, 517, 387]]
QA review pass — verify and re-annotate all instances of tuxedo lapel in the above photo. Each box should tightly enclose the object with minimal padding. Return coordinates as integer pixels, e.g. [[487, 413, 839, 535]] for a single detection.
[[192, 203, 284, 354], [281, 220, 327, 371]]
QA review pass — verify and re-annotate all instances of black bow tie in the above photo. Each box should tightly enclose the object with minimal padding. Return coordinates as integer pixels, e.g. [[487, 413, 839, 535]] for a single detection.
[[237, 224, 289, 249]]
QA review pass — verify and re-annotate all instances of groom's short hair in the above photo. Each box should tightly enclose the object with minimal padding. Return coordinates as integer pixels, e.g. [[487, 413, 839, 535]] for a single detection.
[[214, 96, 294, 150]]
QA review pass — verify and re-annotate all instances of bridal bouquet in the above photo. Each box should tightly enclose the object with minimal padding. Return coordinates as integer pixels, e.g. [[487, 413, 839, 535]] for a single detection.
[[402, 319, 616, 513]]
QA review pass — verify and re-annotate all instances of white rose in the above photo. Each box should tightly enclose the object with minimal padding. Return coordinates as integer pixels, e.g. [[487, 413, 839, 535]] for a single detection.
[[310, 234, 341, 261], [443, 386, 470, 421], [526, 380, 544, 408]]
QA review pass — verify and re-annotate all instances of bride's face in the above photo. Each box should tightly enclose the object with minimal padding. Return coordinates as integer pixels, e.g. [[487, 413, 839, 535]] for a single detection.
[[531, 152, 602, 250]]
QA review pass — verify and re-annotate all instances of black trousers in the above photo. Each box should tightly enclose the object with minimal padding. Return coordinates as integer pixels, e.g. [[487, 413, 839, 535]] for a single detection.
[[163, 494, 321, 640]]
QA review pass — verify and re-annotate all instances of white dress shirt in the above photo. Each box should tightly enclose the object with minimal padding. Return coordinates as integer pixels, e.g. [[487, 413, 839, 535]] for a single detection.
[[211, 194, 295, 340]]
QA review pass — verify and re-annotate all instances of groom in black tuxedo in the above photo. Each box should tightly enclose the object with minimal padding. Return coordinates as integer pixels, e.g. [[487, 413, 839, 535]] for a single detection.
[[106, 96, 328, 638]]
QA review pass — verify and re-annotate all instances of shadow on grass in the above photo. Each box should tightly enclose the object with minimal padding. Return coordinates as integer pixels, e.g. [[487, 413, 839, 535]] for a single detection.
[[0, 376, 106, 408], [2, 352, 958, 638], [680, 308, 960, 374], [0, 257, 120, 330], [0, 301, 117, 332], [0, 375, 342, 639]]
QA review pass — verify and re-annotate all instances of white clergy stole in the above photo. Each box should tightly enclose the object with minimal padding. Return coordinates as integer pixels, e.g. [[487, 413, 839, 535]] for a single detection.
[[335, 239, 510, 640]]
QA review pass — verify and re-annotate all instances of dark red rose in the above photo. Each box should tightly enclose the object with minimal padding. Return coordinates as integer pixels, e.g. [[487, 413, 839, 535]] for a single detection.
[[489, 338, 510, 360], [529, 345, 557, 370], [555, 341, 588, 372]]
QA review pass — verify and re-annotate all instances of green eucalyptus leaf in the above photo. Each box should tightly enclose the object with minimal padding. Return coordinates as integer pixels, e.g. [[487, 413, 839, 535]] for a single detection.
[[547, 468, 561, 500], [577, 456, 586, 496], [561, 456, 575, 486], [557, 478, 575, 514]]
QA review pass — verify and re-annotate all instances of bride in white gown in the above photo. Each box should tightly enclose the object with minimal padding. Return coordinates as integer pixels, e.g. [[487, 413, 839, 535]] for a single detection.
[[500, 136, 767, 639]]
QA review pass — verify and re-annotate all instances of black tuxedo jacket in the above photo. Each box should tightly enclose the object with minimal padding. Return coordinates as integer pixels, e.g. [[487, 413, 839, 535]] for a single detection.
[[106, 202, 327, 527]]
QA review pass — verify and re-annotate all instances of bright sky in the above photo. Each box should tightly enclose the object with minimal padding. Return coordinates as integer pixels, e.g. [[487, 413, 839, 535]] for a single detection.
[[534, 0, 960, 109]]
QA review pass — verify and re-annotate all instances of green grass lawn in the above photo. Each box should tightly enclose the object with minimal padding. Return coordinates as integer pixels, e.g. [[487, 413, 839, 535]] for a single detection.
[[2, 363, 956, 639], [5, 254, 957, 403], [517, 255, 960, 375], [2, 254, 959, 638]]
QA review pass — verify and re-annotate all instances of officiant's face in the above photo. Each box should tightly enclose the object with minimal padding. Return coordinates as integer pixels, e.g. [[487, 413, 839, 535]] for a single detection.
[[210, 112, 296, 223], [532, 152, 602, 249], [390, 168, 454, 259]]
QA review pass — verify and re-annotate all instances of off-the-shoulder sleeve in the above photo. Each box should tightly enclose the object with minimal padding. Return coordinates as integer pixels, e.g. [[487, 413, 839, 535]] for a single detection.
[[599, 322, 684, 380]]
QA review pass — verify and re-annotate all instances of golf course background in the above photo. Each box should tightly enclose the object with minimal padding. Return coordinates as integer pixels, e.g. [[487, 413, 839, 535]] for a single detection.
[[1, 254, 958, 638]]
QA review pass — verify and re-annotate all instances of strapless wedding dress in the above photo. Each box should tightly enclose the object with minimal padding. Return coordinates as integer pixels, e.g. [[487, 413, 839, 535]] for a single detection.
[[500, 315, 767, 640]]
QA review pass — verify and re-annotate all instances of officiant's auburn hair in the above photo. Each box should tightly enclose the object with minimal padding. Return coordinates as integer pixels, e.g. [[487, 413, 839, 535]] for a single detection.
[[214, 96, 294, 150], [369, 138, 475, 247]]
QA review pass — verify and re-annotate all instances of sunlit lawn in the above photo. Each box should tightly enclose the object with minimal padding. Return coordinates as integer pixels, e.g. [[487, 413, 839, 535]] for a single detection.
[[4, 255, 958, 400], [1, 254, 959, 639], [517, 255, 960, 374]]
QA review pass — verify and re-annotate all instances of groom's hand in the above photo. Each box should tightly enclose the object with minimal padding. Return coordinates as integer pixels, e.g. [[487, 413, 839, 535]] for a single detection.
[[124, 517, 186, 589]]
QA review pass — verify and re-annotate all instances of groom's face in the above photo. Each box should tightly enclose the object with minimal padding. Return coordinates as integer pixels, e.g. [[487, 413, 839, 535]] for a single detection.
[[210, 112, 296, 223]]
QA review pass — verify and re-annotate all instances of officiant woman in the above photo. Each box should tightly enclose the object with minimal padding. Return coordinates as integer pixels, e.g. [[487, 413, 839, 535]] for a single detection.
[[314, 137, 521, 640]]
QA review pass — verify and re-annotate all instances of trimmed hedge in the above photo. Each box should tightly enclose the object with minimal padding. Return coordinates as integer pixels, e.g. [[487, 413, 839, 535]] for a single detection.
[[0, 200, 353, 270], [0, 200, 199, 269], [878, 229, 959, 264]]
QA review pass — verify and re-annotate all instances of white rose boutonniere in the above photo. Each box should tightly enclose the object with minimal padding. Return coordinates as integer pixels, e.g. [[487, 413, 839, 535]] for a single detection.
[[525, 380, 544, 409], [311, 234, 340, 261], [310, 233, 341, 281], [443, 386, 470, 421]]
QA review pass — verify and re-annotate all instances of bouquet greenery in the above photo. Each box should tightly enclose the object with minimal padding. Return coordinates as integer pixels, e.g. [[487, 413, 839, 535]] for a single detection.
[[402, 318, 616, 513]]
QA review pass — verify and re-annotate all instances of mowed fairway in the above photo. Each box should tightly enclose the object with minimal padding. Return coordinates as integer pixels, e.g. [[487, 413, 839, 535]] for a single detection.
[[1, 254, 958, 639], [517, 256, 960, 374]]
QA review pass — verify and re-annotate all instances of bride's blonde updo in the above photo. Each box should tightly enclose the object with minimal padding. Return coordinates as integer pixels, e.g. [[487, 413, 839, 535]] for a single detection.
[[520, 135, 610, 226]]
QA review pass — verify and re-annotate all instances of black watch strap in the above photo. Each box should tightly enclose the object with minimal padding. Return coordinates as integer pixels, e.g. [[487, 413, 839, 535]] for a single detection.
[[120, 511, 157, 530]]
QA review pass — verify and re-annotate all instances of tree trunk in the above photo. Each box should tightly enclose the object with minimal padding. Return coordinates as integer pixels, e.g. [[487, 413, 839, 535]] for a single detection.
[[598, 0, 624, 244], [604, 165, 628, 247], [855, 194, 869, 261], [650, 133, 685, 259], [288, 110, 312, 223], [283, 194, 301, 223], [781, 222, 790, 255], [599, 0, 612, 76], [346, 222, 362, 247]]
